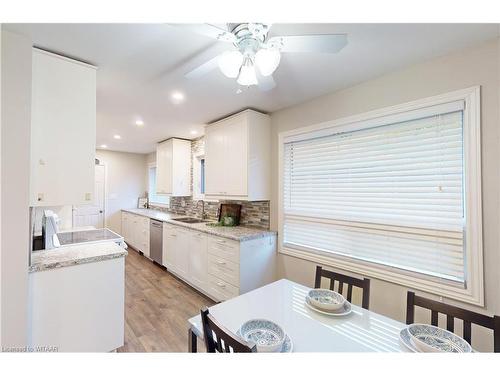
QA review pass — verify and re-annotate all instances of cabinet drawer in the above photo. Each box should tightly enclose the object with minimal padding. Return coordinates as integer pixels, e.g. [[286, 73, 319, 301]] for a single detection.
[[207, 274, 239, 302], [208, 254, 239, 287], [207, 236, 239, 263]]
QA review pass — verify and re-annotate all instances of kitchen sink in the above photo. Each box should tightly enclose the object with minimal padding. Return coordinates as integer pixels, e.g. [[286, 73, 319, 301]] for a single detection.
[[172, 217, 209, 224]]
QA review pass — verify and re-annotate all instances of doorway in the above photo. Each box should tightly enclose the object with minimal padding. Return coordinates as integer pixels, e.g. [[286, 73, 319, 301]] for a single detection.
[[72, 164, 105, 228]]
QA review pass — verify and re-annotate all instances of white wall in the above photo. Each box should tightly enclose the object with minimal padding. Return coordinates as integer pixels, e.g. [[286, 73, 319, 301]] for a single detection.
[[270, 38, 500, 352], [95, 150, 148, 234], [0, 29, 32, 348]]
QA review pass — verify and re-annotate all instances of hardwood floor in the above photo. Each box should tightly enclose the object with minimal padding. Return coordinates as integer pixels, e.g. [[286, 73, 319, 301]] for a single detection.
[[117, 249, 214, 352]]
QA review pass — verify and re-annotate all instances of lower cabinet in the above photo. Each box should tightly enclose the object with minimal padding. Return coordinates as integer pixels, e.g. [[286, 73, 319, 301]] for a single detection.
[[121, 212, 150, 257], [188, 231, 208, 290], [162, 222, 276, 302]]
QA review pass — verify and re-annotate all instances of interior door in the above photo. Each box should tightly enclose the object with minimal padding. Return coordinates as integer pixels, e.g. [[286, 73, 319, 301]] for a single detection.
[[72, 164, 105, 228]]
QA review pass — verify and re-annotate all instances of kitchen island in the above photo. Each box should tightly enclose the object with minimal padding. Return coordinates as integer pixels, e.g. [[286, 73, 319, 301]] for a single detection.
[[29, 242, 127, 352]]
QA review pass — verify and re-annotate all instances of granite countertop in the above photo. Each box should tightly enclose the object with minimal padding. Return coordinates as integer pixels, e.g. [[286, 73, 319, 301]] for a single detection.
[[30, 242, 127, 273], [122, 208, 277, 242]]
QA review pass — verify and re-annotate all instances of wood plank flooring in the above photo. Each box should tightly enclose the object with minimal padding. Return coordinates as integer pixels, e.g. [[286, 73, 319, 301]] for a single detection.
[[117, 249, 214, 352]]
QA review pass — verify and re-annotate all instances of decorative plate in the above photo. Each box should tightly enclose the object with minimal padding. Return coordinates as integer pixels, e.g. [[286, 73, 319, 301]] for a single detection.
[[307, 289, 346, 312], [399, 327, 418, 352], [407, 324, 472, 353], [305, 298, 352, 316], [237, 329, 293, 353], [239, 319, 286, 352]]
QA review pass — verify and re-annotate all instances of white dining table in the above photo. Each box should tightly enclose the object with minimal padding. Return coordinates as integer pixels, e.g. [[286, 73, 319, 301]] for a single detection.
[[188, 278, 410, 352]]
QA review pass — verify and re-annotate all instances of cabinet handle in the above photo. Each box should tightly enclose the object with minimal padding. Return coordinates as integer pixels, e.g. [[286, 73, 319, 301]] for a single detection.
[[217, 239, 226, 244], [216, 260, 226, 265], [216, 282, 226, 288]]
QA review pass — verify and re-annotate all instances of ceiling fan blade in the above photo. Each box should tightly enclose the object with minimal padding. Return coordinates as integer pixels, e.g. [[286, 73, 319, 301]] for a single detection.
[[269, 34, 347, 54], [172, 23, 236, 43], [185, 55, 220, 79], [257, 74, 276, 92]]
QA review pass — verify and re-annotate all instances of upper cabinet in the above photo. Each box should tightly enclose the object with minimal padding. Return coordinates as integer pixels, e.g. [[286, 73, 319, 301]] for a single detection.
[[205, 110, 271, 201], [30, 48, 97, 207], [156, 138, 191, 196]]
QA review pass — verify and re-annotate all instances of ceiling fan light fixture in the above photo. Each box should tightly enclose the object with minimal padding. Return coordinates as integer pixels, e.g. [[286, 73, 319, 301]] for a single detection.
[[255, 48, 281, 76], [218, 50, 244, 78], [237, 58, 258, 86]]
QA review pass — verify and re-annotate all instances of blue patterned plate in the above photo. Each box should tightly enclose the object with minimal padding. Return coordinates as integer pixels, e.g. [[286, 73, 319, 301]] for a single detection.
[[239, 319, 286, 352], [399, 327, 418, 352], [237, 329, 293, 353], [307, 289, 346, 312], [305, 297, 352, 316], [407, 324, 472, 353]]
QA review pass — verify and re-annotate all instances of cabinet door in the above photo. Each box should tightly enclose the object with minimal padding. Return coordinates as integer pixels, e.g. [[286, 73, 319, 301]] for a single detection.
[[162, 224, 176, 270], [188, 231, 208, 290], [174, 228, 189, 280], [205, 123, 227, 196], [140, 217, 150, 257], [121, 213, 130, 242], [31, 49, 96, 206], [156, 140, 172, 195], [130, 215, 140, 250], [223, 118, 248, 196]]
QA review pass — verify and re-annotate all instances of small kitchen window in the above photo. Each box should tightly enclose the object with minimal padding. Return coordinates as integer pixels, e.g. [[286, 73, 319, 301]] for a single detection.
[[193, 152, 206, 200], [148, 165, 170, 206]]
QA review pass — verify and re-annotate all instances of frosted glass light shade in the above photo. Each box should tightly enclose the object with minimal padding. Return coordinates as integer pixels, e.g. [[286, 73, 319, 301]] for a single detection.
[[237, 62, 258, 86], [218, 50, 244, 78], [255, 48, 280, 76]]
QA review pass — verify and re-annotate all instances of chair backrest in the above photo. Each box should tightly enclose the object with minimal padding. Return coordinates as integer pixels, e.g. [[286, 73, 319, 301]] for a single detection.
[[314, 266, 371, 309], [406, 291, 500, 352], [201, 307, 256, 353]]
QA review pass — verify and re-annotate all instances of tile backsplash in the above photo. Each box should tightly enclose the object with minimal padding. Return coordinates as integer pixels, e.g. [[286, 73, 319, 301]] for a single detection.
[[149, 136, 270, 230], [150, 198, 270, 229]]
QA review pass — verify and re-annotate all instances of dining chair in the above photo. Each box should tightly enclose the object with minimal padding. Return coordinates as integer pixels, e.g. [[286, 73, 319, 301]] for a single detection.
[[406, 291, 500, 352], [314, 265, 371, 309], [200, 307, 256, 353]]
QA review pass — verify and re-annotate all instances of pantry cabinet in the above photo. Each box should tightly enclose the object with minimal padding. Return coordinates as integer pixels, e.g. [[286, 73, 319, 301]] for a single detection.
[[156, 138, 191, 196], [30, 48, 97, 206], [205, 109, 271, 201]]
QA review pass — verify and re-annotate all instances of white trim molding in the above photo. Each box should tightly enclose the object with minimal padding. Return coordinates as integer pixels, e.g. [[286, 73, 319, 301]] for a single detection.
[[278, 86, 484, 306]]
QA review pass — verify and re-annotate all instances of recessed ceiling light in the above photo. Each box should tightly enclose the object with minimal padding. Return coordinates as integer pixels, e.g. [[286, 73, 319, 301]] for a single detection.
[[135, 119, 144, 126], [190, 130, 198, 135], [171, 91, 185, 103], [113, 134, 121, 139], [100, 144, 108, 149]]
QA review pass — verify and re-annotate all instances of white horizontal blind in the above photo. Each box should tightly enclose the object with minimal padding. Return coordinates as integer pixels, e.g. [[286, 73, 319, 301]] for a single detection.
[[283, 106, 465, 282]]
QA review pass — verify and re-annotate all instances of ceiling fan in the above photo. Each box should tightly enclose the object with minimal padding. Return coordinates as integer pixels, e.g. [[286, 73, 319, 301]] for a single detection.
[[179, 23, 347, 91]]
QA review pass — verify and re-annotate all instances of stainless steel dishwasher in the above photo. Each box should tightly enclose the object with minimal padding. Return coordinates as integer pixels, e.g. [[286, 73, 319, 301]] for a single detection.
[[149, 219, 163, 264]]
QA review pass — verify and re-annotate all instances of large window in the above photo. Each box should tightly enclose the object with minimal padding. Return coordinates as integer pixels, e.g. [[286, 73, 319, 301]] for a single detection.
[[279, 87, 483, 305], [148, 166, 170, 206]]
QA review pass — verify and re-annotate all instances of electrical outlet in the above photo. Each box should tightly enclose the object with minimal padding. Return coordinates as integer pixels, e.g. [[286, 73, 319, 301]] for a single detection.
[[85, 192, 92, 201]]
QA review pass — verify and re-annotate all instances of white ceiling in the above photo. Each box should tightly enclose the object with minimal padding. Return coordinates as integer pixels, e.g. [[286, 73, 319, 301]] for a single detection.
[[5, 23, 499, 154]]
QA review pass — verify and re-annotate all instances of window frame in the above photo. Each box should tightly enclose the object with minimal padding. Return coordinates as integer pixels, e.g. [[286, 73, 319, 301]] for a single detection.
[[278, 86, 484, 306], [148, 163, 170, 207]]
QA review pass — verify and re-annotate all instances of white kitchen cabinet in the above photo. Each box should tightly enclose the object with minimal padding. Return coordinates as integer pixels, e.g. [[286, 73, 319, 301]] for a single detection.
[[30, 48, 97, 206], [188, 231, 208, 290], [121, 212, 149, 257], [161, 221, 276, 303], [156, 138, 191, 196], [205, 109, 271, 201], [29, 256, 124, 352]]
